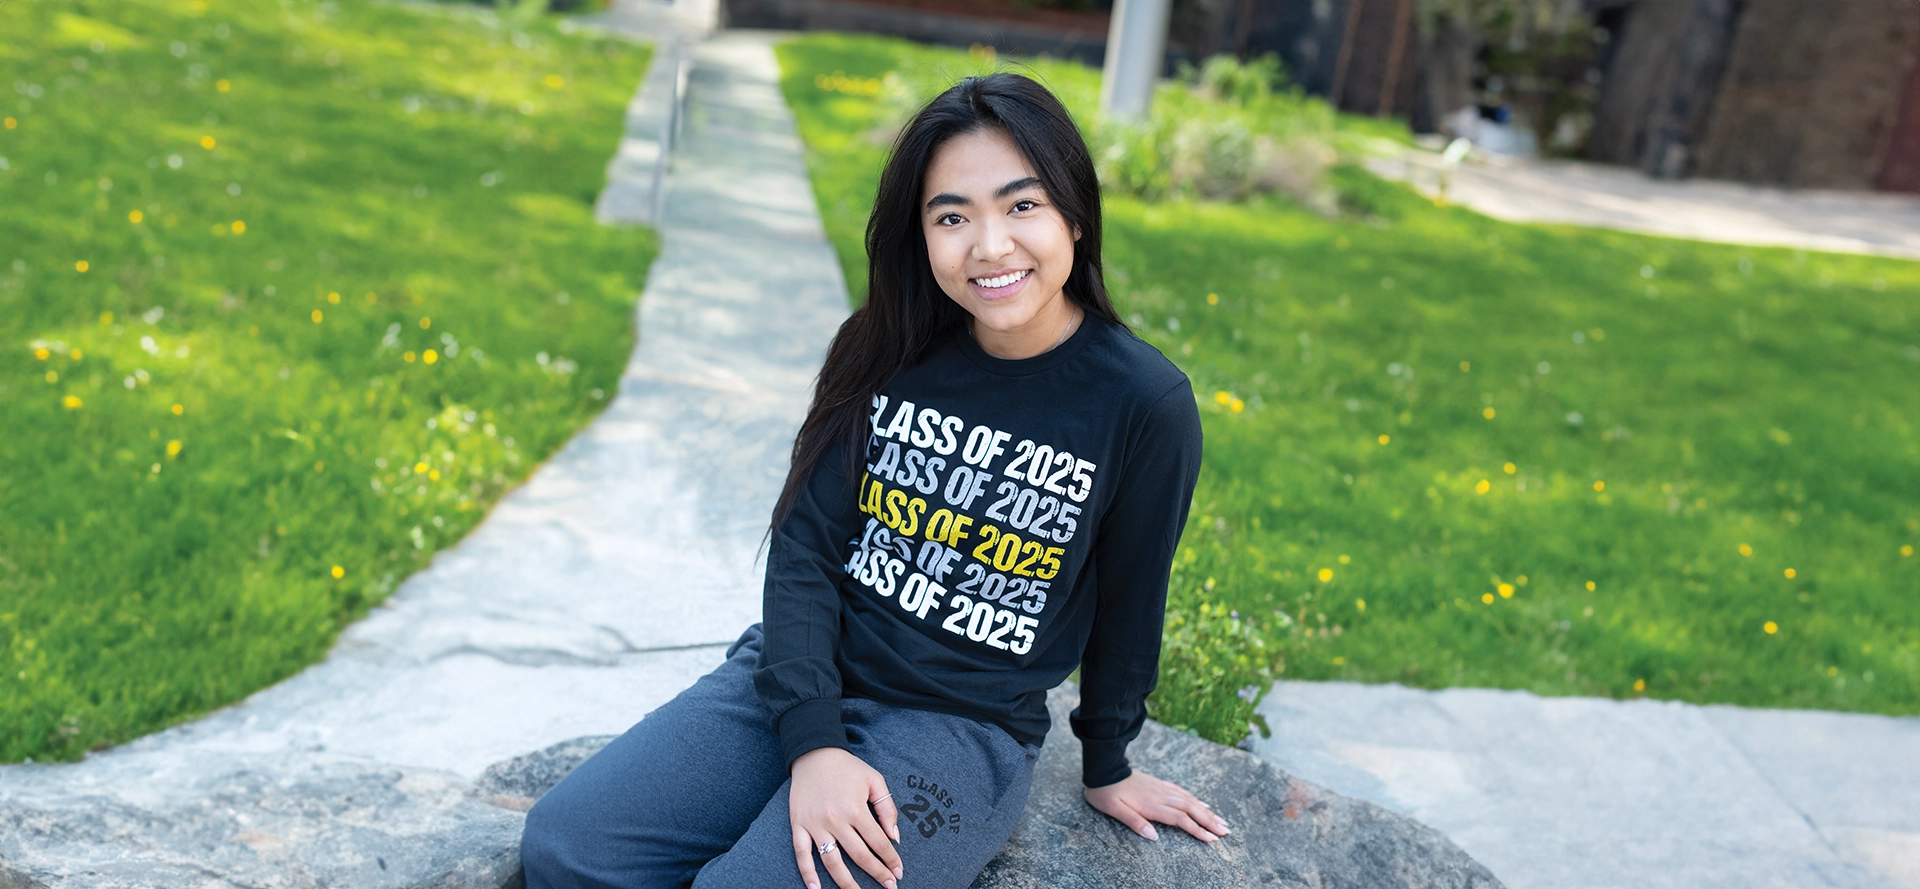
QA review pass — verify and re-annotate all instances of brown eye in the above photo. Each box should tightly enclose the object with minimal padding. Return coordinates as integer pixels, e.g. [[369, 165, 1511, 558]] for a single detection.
[[1012, 199, 1037, 213]]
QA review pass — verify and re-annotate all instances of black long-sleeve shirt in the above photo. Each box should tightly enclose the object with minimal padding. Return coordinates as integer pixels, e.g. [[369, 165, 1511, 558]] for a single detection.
[[754, 314, 1203, 788]]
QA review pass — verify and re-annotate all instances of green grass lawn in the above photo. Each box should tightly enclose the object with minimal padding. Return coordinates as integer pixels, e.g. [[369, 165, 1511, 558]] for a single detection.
[[0, 0, 655, 762], [775, 33, 1920, 745]]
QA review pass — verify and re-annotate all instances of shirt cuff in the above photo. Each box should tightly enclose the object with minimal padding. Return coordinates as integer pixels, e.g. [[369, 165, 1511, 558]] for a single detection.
[[1081, 738, 1133, 788], [775, 697, 849, 767]]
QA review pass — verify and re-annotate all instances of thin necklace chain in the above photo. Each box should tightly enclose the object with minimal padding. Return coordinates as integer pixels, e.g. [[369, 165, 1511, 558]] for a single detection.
[[1051, 307, 1081, 351]]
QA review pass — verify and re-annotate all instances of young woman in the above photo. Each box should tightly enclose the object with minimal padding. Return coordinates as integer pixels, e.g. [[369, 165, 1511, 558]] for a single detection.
[[521, 71, 1223, 889]]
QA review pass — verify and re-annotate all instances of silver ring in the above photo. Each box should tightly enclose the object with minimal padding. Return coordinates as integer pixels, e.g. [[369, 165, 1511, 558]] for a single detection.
[[876, 793, 893, 803], [818, 839, 838, 855]]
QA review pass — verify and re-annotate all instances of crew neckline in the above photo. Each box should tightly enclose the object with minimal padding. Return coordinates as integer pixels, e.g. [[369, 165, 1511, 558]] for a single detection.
[[954, 310, 1104, 376]]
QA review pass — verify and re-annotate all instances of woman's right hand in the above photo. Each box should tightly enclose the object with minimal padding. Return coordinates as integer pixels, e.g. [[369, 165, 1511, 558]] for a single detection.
[[789, 747, 904, 889]]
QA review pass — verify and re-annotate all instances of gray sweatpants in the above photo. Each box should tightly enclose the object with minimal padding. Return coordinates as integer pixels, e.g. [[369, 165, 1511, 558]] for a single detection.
[[521, 623, 1042, 889]]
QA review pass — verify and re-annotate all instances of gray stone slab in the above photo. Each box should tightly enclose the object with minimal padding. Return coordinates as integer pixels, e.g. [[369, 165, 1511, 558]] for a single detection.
[[1703, 706, 1920, 889], [1251, 681, 1917, 889]]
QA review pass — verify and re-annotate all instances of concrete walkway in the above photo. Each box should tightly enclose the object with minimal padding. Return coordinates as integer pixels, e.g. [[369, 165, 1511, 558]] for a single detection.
[[1366, 151, 1920, 261], [1250, 683, 1920, 889], [0, 10, 849, 883]]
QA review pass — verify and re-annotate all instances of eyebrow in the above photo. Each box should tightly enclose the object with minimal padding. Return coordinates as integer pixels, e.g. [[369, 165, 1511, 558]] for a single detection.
[[925, 176, 1046, 210]]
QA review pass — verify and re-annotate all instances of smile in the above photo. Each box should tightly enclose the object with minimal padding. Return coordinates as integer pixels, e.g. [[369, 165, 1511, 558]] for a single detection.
[[971, 269, 1030, 289]]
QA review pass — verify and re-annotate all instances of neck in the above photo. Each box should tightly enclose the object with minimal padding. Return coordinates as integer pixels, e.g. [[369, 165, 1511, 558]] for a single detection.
[[971, 298, 1085, 361]]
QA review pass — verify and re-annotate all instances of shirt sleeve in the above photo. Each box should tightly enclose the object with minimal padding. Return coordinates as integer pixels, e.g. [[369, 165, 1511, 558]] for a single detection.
[[754, 440, 864, 768], [1071, 379, 1204, 788]]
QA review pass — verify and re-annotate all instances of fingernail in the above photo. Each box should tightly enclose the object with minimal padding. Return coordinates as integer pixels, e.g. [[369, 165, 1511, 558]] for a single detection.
[[1143, 825, 1159, 841], [885, 881, 897, 889], [807, 883, 819, 889], [894, 867, 905, 880]]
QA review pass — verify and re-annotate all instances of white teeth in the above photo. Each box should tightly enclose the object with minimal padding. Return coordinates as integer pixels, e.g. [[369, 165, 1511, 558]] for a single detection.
[[973, 270, 1030, 289]]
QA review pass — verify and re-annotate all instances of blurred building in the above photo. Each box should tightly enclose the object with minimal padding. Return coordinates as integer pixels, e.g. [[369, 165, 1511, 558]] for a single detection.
[[1585, 0, 1920, 192], [1198, 0, 1920, 193]]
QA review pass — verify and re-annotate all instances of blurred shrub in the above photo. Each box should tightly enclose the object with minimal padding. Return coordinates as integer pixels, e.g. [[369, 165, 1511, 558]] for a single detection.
[[1089, 54, 1342, 212], [1183, 52, 1288, 106]]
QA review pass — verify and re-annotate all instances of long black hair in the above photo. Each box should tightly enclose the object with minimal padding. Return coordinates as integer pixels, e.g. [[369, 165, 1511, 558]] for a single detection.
[[770, 72, 1126, 531]]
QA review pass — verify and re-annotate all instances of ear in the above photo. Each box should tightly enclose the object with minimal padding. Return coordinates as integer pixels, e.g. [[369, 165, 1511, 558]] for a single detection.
[[1072, 224, 1082, 242]]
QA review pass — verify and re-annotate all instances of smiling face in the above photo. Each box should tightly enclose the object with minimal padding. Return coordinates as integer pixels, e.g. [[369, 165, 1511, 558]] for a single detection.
[[921, 127, 1082, 359]]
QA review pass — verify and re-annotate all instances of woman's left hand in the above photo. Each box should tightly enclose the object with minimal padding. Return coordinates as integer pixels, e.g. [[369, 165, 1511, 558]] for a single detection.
[[1083, 770, 1230, 843]]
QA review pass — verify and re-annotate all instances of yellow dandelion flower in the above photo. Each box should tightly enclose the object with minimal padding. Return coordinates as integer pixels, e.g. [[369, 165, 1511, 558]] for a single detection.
[[2, 117, 14, 129], [70, 349, 82, 360], [1482, 406, 1495, 419], [311, 309, 323, 323], [231, 220, 245, 235], [33, 348, 49, 360], [331, 565, 345, 579], [1481, 592, 1495, 604], [1355, 598, 1366, 612], [1784, 567, 1796, 579], [1206, 292, 1219, 305], [171, 403, 184, 415], [1214, 390, 1231, 405], [76, 260, 90, 273], [200, 136, 216, 149], [1763, 620, 1778, 635], [129, 210, 144, 224], [1517, 575, 1528, 585], [314, 461, 325, 473], [1826, 665, 1839, 678], [365, 292, 378, 304], [1331, 656, 1346, 665], [249, 325, 258, 336], [101, 311, 113, 325], [428, 469, 441, 481], [1338, 554, 1351, 565], [403, 351, 417, 363], [1475, 479, 1491, 495], [1378, 434, 1390, 445], [423, 349, 439, 365], [1902, 545, 1913, 557], [1586, 580, 1597, 591], [1503, 462, 1517, 474], [1593, 480, 1606, 492], [1499, 583, 1515, 598], [62, 395, 83, 410], [544, 74, 566, 89], [1317, 568, 1334, 582], [217, 79, 231, 93], [44, 370, 58, 383], [166, 439, 182, 457], [1738, 543, 1753, 557], [413, 462, 429, 474], [419, 316, 431, 329], [1633, 679, 1645, 692], [1229, 398, 1244, 413], [1459, 361, 1471, 372], [327, 291, 341, 304]]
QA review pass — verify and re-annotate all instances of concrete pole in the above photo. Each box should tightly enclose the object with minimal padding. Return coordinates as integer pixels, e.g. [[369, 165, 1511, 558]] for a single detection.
[[1099, 0, 1173, 118]]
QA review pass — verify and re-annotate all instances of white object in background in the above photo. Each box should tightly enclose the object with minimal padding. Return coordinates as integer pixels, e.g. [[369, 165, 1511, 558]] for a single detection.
[[1100, 0, 1172, 118]]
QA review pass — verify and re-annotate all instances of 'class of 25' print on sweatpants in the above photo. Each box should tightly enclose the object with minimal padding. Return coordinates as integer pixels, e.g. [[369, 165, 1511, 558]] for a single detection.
[[846, 395, 1101, 660]]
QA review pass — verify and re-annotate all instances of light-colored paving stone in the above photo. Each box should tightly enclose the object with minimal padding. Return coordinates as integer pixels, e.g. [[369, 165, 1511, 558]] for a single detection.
[[0, 13, 850, 885], [1250, 681, 1920, 889], [1367, 151, 1920, 261]]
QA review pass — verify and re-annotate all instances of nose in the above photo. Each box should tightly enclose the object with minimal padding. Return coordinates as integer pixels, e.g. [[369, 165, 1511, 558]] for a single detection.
[[972, 214, 1014, 266]]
